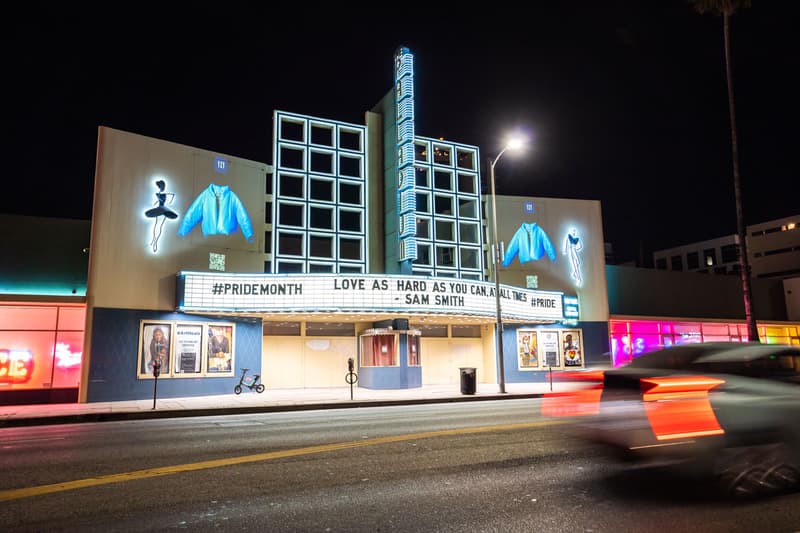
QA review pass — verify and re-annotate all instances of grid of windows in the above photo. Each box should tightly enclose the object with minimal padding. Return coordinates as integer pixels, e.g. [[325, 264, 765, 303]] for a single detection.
[[411, 137, 483, 279], [271, 111, 367, 274]]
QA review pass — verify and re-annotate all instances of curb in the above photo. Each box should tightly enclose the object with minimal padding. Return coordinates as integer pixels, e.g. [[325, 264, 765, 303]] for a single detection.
[[0, 393, 545, 428]]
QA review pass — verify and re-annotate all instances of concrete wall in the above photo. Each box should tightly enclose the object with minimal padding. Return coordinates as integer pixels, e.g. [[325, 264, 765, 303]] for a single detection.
[[606, 264, 787, 320], [88, 126, 269, 311]]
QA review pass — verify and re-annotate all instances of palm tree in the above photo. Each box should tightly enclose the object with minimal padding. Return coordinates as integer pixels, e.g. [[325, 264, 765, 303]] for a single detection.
[[691, 0, 759, 342]]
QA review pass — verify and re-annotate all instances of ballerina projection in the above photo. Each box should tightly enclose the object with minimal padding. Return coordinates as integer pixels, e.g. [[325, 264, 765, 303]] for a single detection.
[[563, 227, 583, 286], [144, 179, 178, 253]]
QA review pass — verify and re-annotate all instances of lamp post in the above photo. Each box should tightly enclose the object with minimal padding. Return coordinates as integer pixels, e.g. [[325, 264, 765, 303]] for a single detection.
[[489, 138, 524, 394]]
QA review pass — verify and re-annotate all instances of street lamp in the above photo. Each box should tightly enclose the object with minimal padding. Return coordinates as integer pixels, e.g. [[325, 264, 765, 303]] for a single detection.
[[489, 137, 525, 394]]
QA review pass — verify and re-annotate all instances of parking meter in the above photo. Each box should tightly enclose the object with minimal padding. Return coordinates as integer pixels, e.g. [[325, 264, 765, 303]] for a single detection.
[[152, 360, 161, 410], [346, 357, 358, 400]]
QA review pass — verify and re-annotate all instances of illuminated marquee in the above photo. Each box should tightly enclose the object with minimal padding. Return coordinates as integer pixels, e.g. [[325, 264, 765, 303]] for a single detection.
[[177, 273, 566, 322]]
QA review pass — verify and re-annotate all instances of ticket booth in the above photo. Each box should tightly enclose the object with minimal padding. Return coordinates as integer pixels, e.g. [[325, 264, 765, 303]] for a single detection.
[[357, 328, 422, 389]]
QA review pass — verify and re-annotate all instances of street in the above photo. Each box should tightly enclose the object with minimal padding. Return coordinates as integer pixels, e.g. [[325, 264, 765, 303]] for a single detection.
[[2, 399, 800, 532]]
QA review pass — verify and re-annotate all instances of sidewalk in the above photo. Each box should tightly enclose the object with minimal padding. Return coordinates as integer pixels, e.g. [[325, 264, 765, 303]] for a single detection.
[[0, 382, 570, 428]]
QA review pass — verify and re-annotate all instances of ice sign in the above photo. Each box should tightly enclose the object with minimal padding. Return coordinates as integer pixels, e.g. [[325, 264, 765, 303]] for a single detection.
[[214, 156, 228, 173]]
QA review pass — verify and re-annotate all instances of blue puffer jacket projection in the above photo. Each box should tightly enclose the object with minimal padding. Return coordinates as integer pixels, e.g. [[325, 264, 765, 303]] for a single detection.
[[502, 222, 556, 266], [177, 184, 255, 242]]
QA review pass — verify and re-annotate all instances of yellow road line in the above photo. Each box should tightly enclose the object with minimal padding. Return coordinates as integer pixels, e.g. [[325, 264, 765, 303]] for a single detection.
[[0, 420, 563, 501]]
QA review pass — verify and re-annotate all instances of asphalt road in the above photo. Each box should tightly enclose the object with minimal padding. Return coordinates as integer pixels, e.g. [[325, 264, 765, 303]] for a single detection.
[[2, 399, 800, 532]]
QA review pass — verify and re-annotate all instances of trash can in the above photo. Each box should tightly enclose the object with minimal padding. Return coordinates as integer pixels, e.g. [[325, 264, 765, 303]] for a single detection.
[[459, 367, 476, 395]]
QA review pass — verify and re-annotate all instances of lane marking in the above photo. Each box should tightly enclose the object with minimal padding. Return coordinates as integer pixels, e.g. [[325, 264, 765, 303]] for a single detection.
[[0, 420, 564, 501]]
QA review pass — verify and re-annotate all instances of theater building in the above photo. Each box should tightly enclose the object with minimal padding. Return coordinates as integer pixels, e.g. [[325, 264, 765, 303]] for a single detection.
[[0, 47, 611, 404], [76, 46, 610, 402]]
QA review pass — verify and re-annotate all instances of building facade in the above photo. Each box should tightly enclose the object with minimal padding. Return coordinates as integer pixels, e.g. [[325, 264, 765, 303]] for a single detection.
[[653, 215, 800, 279], [67, 46, 611, 403]]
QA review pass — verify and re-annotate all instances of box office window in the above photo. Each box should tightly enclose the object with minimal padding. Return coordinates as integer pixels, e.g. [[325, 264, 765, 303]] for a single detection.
[[408, 334, 421, 366], [360, 334, 397, 366]]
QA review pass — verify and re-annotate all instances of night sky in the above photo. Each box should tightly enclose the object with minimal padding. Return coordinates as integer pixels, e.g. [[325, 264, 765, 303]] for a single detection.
[[5, 3, 797, 264]]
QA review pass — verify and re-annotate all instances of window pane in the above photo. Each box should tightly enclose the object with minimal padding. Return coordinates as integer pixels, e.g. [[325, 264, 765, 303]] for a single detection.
[[340, 210, 362, 232], [279, 174, 303, 198], [416, 218, 430, 239], [415, 167, 429, 187], [434, 195, 453, 215], [310, 151, 333, 174], [456, 149, 475, 170], [310, 179, 333, 201], [339, 182, 361, 204], [309, 235, 333, 257], [460, 223, 478, 243], [459, 199, 477, 219], [278, 233, 303, 255], [434, 170, 452, 190], [279, 204, 304, 226], [457, 173, 476, 194], [340, 238, 361, 260], [460, 248, 479, 269], [339, 155, 361, 178], [435, 220, 454, 241]]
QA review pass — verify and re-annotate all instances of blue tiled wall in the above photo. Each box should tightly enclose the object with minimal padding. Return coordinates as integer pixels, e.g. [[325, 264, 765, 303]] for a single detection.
[[87, 308, 262, 402], [499, 321, 610, 384]]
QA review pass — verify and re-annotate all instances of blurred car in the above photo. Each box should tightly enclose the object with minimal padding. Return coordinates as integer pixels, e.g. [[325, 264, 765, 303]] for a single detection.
[[542, 342, 800, 498]]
